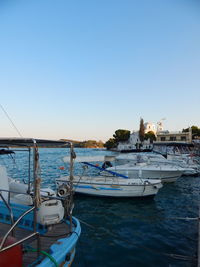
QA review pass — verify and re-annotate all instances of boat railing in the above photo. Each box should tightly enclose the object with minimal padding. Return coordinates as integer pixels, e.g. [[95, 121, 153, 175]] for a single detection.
[[0, 206, 39, 251], [0, 193, 41, 255], [0, 187, 70, 198], [0, 138, 78, 265]]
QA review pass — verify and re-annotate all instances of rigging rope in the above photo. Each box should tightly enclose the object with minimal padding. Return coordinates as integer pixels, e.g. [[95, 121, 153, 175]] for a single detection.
[[0, 103, 23, 137]]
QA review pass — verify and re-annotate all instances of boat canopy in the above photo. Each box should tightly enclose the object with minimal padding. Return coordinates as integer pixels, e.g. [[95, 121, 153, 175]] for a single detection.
[[0, 138, 71, 148]]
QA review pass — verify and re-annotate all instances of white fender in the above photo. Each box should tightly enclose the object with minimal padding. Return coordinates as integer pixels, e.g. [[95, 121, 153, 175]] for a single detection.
[[11, 194, 33, 205], [0, 166, 9, 202], [9, 178, 28, 194]]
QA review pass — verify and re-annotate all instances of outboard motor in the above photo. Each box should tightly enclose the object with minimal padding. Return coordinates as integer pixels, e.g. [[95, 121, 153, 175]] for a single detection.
[[57, 184, 71, 198]]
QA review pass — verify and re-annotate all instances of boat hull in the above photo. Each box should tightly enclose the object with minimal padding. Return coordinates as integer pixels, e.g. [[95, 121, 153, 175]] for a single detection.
[[37, 217, 81, 267], [106, 168, 183, 183], [73, 184, 160, 197]]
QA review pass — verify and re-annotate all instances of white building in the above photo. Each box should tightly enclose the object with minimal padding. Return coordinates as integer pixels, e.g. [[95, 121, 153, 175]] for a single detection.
[[156, 130, 192, 143], [144, 122, 157, 134], [117, 119, 193, 151], [117, 131, 151, 151], [117, 120, 167, 151]]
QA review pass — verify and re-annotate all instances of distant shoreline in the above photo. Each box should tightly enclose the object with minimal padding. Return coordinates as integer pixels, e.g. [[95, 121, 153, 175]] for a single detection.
[[60, 139, 105, 149]]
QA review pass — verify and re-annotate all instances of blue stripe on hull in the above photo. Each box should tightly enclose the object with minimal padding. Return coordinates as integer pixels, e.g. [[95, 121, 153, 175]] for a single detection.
[[74, 185, 122, 190]]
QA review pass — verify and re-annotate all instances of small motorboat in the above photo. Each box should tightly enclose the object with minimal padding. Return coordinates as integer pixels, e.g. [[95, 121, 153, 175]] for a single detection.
[[56, 161, 163, 198]]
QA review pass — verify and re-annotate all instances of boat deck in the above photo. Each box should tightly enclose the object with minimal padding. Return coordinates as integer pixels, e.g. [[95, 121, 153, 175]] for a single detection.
[[0, 221, 71, 266]]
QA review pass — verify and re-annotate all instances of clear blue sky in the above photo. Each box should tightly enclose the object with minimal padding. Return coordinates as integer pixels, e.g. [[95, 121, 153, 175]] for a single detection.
[[0, 0, 200, 141]]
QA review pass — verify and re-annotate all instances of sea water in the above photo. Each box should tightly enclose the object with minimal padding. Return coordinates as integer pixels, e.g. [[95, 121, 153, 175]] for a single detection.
[[1, 148, 198, 267]]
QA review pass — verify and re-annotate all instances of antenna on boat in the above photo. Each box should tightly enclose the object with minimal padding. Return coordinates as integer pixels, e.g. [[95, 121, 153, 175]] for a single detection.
[[0, 103, 23, 137]]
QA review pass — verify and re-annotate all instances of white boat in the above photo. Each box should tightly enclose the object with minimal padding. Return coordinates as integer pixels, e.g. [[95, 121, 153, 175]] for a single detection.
[[104, 153, 195, 181], [166, 154, 200, 176], [152, 143, 200, 175], [56, 162, 163, 197], [57, 176, 162, 197], [106, 162, 183, 182]]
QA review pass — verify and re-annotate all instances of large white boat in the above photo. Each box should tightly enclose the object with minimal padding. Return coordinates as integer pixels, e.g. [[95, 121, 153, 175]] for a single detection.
[[112, 152, 200, 177], [106, 162, 183, 182]]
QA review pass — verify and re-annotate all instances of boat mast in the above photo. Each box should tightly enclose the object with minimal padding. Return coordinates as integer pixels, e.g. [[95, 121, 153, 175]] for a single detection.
[[32, 140, 41, 256]]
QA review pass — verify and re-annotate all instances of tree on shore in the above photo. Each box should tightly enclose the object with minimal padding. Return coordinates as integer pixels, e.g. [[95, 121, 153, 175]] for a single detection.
[[182, 126, 200, 138], [104, 138, 116, 149], [104, 129, 130, 149], [144, 131, 156, 143], [139, 118, 145, 142], [113, 129, 130, 143]]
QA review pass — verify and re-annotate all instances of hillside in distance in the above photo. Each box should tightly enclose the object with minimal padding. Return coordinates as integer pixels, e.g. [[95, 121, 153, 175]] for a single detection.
[[61, 139, 104, 148]]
